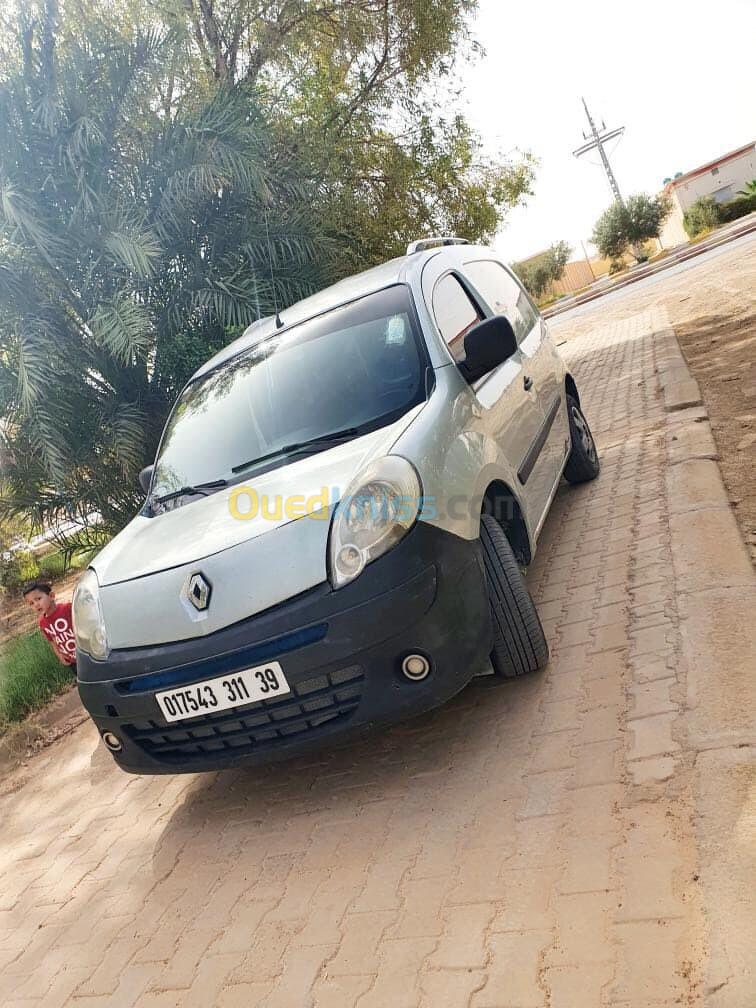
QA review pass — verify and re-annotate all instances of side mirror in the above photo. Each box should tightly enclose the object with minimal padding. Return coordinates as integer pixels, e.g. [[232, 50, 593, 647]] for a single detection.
[[138, 465, 154, 495], [458, 315, 517, 383]]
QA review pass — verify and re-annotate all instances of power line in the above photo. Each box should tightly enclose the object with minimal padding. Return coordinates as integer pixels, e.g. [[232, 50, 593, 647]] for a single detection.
[[573, 97, 625, 205]]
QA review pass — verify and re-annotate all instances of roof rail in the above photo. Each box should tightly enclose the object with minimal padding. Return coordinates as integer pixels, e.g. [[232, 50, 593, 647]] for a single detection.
[[405, 236, 470, 255]]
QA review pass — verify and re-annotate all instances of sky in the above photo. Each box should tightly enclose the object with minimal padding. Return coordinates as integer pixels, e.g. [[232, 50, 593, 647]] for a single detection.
[[460, 0, 756, 263]]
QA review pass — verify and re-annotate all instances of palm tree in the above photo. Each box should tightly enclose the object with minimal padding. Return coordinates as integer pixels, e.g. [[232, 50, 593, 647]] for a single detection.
[[0, 8, 326, 551]]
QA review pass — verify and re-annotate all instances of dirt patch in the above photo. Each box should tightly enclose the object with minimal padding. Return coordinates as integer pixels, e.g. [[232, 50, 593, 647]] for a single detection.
[[0, 684, 85, 786]]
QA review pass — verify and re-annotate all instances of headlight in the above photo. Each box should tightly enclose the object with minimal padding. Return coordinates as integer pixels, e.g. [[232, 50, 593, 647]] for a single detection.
[[73, 569, 108, 660], [328, 456, 421, 588]]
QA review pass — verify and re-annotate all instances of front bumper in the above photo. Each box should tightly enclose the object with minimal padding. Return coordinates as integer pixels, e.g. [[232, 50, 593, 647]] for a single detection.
[[78, 523, 492, 773]]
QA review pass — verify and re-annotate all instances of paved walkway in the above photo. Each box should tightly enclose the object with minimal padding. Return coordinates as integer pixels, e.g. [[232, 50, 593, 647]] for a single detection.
[[1, 308, 753, 1007]]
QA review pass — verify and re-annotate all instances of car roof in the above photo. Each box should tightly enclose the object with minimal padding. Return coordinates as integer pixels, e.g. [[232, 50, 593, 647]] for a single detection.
[[192, 246, 487, 380]]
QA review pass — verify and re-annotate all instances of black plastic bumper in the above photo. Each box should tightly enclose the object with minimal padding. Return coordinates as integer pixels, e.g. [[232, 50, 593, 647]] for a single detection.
[[78, 523, 492, 774]]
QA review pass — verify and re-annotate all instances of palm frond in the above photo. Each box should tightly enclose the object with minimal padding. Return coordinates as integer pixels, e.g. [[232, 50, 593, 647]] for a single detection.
[[102, 226, 162, 278], [89, 294, 152, 363], [101, 401, 147, 475], [16, 328, 55, 412], [0, 178, 61, 265]]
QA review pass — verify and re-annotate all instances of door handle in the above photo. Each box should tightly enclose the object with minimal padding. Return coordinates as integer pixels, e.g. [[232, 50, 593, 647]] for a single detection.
[[523, 375, 533, 391]]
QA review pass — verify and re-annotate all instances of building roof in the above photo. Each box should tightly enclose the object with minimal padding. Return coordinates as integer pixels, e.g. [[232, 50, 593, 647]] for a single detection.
[[664, 141, 755, 191]]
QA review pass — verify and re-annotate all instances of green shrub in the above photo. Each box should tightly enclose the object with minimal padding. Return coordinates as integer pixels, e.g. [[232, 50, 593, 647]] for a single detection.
[[608, 259, 625, 276], [684, 197, 721, 238], [1, 543, 97, 594], [0, 630, 73, 725], [718, 193, 756, 223]]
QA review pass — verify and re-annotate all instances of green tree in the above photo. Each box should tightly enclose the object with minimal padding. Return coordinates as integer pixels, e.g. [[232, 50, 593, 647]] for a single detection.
[[683, 196, 721, 238], [0, 6, 327, 546], [0, 0, 535, 547], [591, 194, 671, 262], [167, 0, 535, 273], [512, 241, 572, 300], [737, 179, 756, 197]]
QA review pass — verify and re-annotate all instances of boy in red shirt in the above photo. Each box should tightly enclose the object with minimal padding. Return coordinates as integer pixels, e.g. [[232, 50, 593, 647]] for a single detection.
[[23, 579, 77, 673]]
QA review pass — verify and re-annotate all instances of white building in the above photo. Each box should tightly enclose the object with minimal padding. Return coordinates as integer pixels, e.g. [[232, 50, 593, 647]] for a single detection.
[[659, 141, 755, 247]]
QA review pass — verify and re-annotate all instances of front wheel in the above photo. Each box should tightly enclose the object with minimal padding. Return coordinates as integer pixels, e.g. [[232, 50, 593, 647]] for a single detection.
[[480, 514, 549, 678], [564, 394, 600, 484]]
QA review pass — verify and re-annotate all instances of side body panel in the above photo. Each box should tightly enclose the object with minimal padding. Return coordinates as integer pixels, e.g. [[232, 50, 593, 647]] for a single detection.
[[413, 247, 570, 551]]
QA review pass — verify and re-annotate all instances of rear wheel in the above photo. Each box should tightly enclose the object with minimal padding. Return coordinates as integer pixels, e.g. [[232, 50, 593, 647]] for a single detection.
[[480, 514, 549, 678], [564, 394, 600, 484]]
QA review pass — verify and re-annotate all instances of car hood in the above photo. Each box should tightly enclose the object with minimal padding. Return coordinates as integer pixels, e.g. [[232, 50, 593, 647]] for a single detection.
[[92, 407, 424, 589]]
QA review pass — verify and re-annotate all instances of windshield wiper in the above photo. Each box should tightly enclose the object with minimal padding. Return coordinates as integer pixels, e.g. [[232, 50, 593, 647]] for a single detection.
[[231, 427, 361, 475], [152, 479, 228, 506]]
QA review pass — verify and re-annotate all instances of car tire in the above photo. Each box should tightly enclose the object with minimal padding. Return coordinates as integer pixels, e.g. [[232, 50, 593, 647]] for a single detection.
[[564, 394, 600, 484], [480, 514, 549, 678]]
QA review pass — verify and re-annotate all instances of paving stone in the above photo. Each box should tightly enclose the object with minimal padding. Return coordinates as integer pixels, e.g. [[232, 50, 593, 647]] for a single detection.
[[628, 755, 676, 785], [427, 904, 494, 969], [419, 969, 487, 1008], [611, 919, 688, 1003], [543, 962, 614, 1008], [627, 712, 679, 760], [357, 937, 436, 1008], [628, 678, 676, 719], [472, 931, 552, 1008], [549, 891, 616, 965], [614, 802, 686, 920], [573, 740, 621, 788]]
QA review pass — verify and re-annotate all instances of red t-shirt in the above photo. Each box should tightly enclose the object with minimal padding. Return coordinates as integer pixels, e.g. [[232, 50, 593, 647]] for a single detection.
[[39, 602, 77, 665]]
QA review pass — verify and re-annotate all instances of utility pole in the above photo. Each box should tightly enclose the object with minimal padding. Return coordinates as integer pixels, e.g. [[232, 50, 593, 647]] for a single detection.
[[580, 240, 596, 280], [573, 98, 625, 205]]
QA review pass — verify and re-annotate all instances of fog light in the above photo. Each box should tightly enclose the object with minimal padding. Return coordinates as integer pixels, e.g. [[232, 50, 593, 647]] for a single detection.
[[401, 654, 430, 681], [101, 731, 123, 752]]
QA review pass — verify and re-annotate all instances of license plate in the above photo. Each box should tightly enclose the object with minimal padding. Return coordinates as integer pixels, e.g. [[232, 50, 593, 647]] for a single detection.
[[156, 661, 289, 723]]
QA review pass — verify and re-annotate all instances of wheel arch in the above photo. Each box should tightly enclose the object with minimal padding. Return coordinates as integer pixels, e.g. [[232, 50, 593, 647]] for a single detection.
[[565, 372, 580, 407], [481, 480, 532, 567]]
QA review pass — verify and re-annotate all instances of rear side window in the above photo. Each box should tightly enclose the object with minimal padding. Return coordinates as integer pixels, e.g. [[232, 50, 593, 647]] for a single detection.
[[463, 260, 538, 344], [432, 273, 482, 362]]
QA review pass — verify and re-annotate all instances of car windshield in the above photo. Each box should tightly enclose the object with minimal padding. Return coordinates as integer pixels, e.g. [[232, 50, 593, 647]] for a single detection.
[[150, 285, 427, 501]]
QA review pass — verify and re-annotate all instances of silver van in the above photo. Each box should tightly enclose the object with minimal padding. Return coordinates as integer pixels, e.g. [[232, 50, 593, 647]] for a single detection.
[[74, 238, 599, 774]]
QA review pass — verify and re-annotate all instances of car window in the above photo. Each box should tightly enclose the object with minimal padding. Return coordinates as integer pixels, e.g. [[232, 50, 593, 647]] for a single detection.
[[431, 273, 482, 363], [463, 260, 538, 345], [151, 285, 428, 500]]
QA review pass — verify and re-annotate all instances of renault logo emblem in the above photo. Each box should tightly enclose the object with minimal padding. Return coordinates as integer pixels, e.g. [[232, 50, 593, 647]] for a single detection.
[[187, 573, 211, 611]]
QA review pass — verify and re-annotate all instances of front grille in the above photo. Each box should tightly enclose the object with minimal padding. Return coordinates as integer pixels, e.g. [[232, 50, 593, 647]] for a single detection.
[[121, 665, 364, 764]]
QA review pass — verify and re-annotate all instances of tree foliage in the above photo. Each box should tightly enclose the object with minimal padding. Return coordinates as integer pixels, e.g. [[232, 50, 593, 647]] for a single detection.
[[512, 241, 572, 300], [0, 0, 535, 546], [591, 194, 671, 261], [0, 6, 328, 545], [682, 196, 721, 239]]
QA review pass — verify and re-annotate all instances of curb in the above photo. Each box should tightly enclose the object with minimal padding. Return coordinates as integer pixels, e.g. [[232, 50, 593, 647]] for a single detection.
[[657, 325, 756, 1005]]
